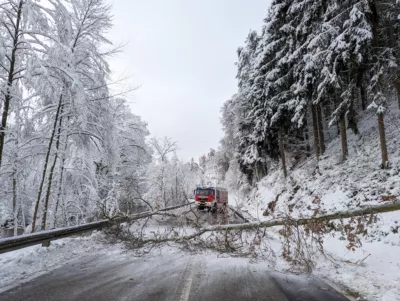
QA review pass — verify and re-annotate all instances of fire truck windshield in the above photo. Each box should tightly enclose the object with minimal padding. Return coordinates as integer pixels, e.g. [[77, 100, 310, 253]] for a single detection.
[[196, 189, 210, 196]]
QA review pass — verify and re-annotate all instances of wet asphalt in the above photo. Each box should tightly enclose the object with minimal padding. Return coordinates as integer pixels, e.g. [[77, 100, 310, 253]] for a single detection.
[[0, 251, 351, 301]]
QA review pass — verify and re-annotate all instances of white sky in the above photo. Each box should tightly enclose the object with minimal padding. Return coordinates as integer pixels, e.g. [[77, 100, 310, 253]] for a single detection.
[[107, 0, 270, 160]]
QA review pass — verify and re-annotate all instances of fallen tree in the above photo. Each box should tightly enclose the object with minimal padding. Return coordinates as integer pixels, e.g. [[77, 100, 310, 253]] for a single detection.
[[108, 201, 400, 272], [203, 201, 400, 232], [124, 201, 400, 243]]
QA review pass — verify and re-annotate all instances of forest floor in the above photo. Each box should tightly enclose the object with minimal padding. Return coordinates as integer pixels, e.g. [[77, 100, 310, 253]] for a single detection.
[[235, 104, 400, 301]]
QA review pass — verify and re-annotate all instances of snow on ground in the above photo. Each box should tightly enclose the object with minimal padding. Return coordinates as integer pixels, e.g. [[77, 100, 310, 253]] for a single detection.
[[235, 104, 400, 300], [318, 235, 400, 301], [0, 231, 124, 293]]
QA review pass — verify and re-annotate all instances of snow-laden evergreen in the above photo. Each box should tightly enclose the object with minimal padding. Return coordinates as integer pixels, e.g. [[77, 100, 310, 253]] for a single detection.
[[219, 0, 400, 185]]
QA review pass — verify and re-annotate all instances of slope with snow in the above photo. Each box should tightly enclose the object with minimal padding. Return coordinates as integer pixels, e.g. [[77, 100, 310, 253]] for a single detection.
[[237, 105, 400, 300]]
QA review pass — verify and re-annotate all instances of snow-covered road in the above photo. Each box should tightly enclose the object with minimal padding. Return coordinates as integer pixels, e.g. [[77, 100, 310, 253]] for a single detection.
[[0, 247, 352, 301]]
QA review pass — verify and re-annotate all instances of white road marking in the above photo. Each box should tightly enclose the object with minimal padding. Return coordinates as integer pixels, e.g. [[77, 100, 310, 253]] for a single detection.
[[179, 260, 195, 301]]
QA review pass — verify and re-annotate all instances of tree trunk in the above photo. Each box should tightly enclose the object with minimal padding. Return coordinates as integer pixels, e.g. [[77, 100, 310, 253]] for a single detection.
[[316, 104, 326, 154], [394, 82, 400, 110], [32, 95, 63, 233], [304, 114, 311, 155], [0, 0, 24, 168], [13, 91, 21, 237], [13, 175, 18, 236], [360, 85, 367, 111], [311, 104, 320, 159], [41, 106, 64, 231], [53, 115, 70, 228], [347, 101, 359, 135], [339, 116, 348, 162], [53, 147, 67, 228], [378, 112, 389, 168], [385, 16, 400, 110], [278, 129, 287, 178]]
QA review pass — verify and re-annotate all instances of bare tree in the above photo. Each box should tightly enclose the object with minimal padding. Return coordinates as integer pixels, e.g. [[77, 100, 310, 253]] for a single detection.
[[150, 137, 178, 163]]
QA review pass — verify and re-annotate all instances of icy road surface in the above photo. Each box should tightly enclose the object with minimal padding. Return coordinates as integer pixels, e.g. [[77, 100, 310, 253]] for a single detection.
[[0, 250, 351, 301]]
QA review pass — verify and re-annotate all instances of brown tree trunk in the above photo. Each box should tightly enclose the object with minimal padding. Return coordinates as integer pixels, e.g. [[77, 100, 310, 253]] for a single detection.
[[32, 95, 63, 233], [311, 104, 320, 159], [316, 104, 326, 154], [41, 106, 64, 231], [278, 129, 287, 178], [378, 112, 389, 168], [339, 116, 348, 162], [0, 0, 23, 168]]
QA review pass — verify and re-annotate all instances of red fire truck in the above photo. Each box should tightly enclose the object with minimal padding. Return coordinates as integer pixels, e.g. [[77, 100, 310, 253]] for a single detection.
[[194, 186, 228, 213]]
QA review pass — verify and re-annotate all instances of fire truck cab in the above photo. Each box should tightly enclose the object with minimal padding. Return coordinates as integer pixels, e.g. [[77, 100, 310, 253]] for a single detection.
[[194, 186, 228, 213]]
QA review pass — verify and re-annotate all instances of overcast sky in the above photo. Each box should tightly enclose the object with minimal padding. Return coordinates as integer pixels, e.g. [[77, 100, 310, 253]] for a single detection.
[[107, 0, 270, 160]]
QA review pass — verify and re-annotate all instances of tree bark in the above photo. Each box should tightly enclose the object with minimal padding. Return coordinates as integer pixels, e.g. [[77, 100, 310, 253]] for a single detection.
[[360, 85, 367, 111], [303, 114, 311, 155], [13, 175, 18, 236], [385, 15, 400, 110], [53, 144, 67, 228], [0, 0, 24, 168], [394, 82, 400, 110], [311, 104, 320, 159], [339, 115, 348, 162], [316, 104, 326, 154], [32, 95, 63, 233], [278, 129, 287, 178], [378, 112, 389, 168]]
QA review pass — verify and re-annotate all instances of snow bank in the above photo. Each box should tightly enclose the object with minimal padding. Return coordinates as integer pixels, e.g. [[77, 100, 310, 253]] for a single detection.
[[0, 231, 122, 292]]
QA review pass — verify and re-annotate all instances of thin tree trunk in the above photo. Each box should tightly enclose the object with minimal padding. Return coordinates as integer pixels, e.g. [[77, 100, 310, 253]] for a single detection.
[[13, 175, 18, 236], [20, 194, 25, 233], [13, 91, 21, 236], [0, 0, 24, 168], [378, 112, 389, 168], [41, 106, 64, 232], [394, 82, 400, 110], [53, 115, 70, 228], [304, 114, 311, 155], [339, 115, 348, 162], [311, 104, 320, 159], [175, 173, 178, 203], [385, 16, 400, 110], [32, 95, 63, 233], [316, 104, 326, 154], [278, 129, 287, 178], [360, 85, 367, 111], [53, 146, 67, 228]]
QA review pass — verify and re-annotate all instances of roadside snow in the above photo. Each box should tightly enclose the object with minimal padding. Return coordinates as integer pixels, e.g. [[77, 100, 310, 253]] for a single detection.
[[0, 231, 122, 293], [318, 236, 400, 301]]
